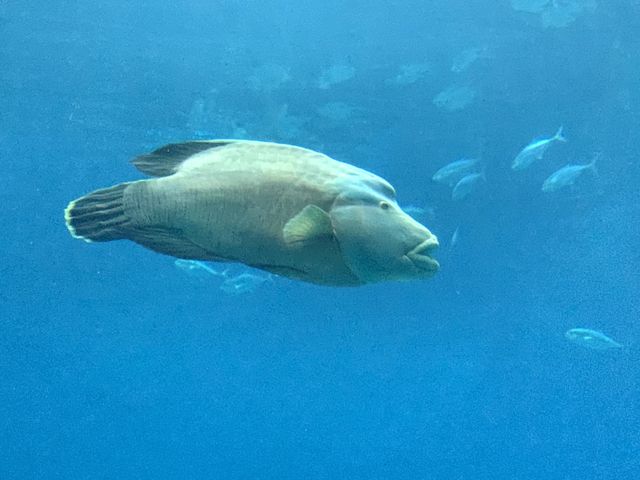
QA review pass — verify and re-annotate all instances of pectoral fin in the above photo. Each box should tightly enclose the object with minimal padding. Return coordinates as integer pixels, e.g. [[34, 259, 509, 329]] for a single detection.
[[283, 205, 334, 246]]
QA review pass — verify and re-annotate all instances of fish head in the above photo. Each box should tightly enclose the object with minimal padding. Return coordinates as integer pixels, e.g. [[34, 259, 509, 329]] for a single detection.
[[329, 176, 439, 283], [564, 329, 582, 342], [541, 177, 556, 192], [431, 169, 449, 184]]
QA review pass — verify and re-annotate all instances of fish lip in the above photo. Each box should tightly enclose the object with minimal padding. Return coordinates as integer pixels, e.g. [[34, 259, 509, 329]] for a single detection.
[[406, 238, 440, 273]]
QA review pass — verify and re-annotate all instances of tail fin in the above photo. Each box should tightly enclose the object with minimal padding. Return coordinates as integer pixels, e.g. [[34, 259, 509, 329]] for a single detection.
[[587, 153, 600, 176], [64, 183, 132, 242], [478, 166, 487, 183], [554, 125, 567, 142]]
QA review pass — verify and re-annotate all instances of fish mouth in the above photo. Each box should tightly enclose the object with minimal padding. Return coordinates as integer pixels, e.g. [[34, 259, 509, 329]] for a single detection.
[[406, 237, 440, 274]]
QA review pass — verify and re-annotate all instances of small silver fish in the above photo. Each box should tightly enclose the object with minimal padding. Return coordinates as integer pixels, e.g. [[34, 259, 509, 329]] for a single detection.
[[450, 226, 460, 248], [512, 126, 566, 171], [452, 172, 485, 201], [401, 205, 436, 223], [433, 85, 476, 112], [401, 205, 426, 217], [220, 272, 272, 295], [432, 158, 480, 186], [445, 226, 461, 254], [565, 328, 623, 350], [451, 45, 491, 73], [542, 157, 597, 192], [174, 259, 228, 280]]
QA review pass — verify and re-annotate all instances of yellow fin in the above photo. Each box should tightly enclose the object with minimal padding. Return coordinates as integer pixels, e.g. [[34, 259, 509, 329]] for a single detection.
[[283, 205, 333, 246]]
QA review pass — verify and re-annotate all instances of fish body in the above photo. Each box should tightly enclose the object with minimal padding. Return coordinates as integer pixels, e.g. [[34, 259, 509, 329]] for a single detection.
[[65, 140, 439, 287], [542, 157, 597, 192], [432, 85, 476, 112], [174, 259, 227, 279], [451, 45, 490, 73], [450, 226, 460, 249], [565, 328, 623, 350], [512, 126, 566, 170], [401, 205, 425, 216], [432, 158, 480, 186], [318, 65, 355, 89], [220, 272, 271, 295], [387, 63, 430, 86], [452, 172, 485, 201]]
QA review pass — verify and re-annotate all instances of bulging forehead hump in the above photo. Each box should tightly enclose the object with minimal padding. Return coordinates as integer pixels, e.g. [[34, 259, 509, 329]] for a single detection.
[[333, 170, 397, 203]]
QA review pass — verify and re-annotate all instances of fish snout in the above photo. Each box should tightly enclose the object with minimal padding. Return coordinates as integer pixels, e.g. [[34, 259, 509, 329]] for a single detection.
[[406, 235, 440, 274]]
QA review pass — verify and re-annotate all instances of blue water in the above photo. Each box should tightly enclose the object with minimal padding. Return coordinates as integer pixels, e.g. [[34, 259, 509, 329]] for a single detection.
[[2, 1, 639, 478]]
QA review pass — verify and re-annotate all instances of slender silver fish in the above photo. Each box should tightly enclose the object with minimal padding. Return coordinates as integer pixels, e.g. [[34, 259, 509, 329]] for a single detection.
[[452, 172, 485, 201], [512, 126, 566, 170], [220, 272, 272, 295], [565, 328, 623, 350], [542, 157, 597, 192], [432, 158, 480, 186]]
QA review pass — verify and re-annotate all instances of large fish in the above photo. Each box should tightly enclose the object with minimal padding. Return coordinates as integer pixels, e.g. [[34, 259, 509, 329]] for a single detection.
[[65, 140, 439, 286], [512, 126, 566, 171]]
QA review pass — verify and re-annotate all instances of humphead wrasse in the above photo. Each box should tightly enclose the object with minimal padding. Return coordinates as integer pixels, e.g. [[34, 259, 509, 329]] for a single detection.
[[65, 140, 439, 286]]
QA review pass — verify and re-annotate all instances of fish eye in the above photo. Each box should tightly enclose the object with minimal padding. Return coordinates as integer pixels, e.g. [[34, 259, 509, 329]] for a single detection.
[[379, 201, 391, 210]]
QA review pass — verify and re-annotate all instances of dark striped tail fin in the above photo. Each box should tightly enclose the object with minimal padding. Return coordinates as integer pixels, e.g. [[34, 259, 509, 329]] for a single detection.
[[64, 183, 132, 242]]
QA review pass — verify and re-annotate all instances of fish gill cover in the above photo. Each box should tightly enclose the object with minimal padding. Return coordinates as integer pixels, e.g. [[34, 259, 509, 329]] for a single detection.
[[2, 1, 639, 479]]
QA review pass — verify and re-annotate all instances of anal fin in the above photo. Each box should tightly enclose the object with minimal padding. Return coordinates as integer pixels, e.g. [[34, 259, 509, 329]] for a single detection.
[[128, 226, 228, 261]]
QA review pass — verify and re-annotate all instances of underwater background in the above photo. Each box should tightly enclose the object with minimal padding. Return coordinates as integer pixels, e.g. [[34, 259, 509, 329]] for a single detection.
[[2, 1, 639, 478]]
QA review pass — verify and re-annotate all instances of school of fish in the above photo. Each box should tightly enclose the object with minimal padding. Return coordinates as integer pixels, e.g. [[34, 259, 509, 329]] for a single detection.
[[430, 126, 616, 350], [432, 125, 599, 202]]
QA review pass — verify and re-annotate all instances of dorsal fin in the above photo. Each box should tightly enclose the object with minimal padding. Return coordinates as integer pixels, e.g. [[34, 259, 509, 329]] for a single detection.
[[131, 140, 234, 177]]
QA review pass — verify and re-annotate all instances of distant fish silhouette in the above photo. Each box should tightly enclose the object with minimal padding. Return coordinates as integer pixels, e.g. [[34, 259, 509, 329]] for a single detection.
[[432, 158, 480, 187], [452, 172, 486, 201], [542, 156, 598, 192], [565, 328, 623, 350], [220, 273, 272, 295], [174, 259, 228, 280]]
